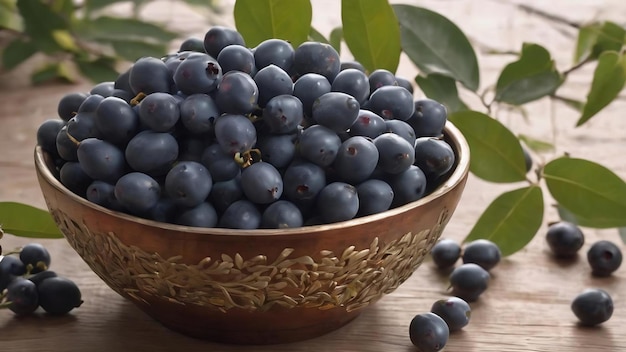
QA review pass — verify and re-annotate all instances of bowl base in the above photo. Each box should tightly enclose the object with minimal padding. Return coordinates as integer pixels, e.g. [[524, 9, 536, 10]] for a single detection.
[[135, 294, 363, 344]]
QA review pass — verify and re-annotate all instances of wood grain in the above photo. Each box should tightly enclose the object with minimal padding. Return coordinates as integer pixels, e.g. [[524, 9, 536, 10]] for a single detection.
[[1, 1, 626, 350]]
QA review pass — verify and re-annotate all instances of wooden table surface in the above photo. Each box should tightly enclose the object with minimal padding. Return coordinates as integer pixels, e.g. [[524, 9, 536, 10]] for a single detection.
[[1, 1, 625, 351]]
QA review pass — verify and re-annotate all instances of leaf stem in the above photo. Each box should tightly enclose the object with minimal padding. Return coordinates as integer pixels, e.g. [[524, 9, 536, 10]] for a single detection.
[[562, 55, 594, 77], [515, 3, 581, 29]]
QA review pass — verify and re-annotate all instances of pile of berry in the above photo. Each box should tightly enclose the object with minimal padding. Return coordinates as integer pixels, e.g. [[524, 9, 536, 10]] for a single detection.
[[36, 26, 456, 230], [410, 221, 622, 351], [0, 242, 82, 316]]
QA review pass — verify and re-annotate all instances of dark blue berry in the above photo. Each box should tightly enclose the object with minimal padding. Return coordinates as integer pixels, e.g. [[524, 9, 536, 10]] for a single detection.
[[462, 239, 501, 271], [587, 240, 622, 277], [546, 221, 585, 257], [408, 312, 449, 352], [430, 239, 461, 270], [449, 263, 490, 302], [19, 243, 51, 274], [571, 288, 613, 326], [431, 296, 471, 331]]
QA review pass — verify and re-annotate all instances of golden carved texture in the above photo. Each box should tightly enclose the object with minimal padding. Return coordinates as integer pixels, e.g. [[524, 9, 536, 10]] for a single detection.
[[51, 209, 449, 313]]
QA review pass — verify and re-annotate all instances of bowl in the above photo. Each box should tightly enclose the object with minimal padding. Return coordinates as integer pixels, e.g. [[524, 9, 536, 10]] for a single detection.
[[34, 121, 470, 345]]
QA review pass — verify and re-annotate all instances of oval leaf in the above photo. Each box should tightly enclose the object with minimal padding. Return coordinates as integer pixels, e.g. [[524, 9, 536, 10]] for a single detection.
[[576, 21, 626, 62], [448, 110, 527, 182], [414, 73, 468, 113], [495, 43, 562, 105], [543, 157, 626, 228], [342, 0, 401, 73], [0, 202, 63, 238], [234, 0, 312, 48], [76, 16, 178, 43], [464, 186, 544, 257], [2, 38, 38, 70], [577, 51, 626, 126], [76, 57, 119, 83], [393, 4, 479, 91], [329, 27, 343, 56]]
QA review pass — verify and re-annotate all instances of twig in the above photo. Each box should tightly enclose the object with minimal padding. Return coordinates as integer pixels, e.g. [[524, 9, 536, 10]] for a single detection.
[[516, 3, 582, 29], [562, 55, 594, 77]]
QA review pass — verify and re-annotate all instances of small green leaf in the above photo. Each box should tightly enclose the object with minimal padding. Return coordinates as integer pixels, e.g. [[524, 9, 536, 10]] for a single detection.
[[543, 157, 626, 228], [518, 134, 555, 153], [495, 43, 562, 105], [556, 203, 621, 228], [393, 4, 480, 91], [308, 27, 329, 44], [76, 57, 119, 83], [0, 202, 63, 238], [0, 0, 22, 31], [574, 21, 626, 64], [574, 23, 601, 64], [414, 73, 468, 113], [448, 110, 527, 183], [554, 95, 585, 112], [592, 22, 626, 57], [577, 51, 626, 126], [234, 0, 312, 48], [109, 40, 168, 62], [31, 62, 75, 85], [329, 27, 343, 56], [76, 16, 178, 43], [2, 38, 37, 70], [51, 30, 79, 52], [342, 0, 400, 73], [17, 0, 68, 53], [464, 186, 544, 256]]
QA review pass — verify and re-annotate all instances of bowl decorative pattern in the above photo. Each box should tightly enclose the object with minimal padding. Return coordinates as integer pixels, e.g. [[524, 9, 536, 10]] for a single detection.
[[35, 122, 470, 344], [52, 207, 449, 313]]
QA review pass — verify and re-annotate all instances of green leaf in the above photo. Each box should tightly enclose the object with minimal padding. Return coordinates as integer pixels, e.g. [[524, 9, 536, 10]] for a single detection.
[[464, 186, 544, 257], [556, 203, 621, 228], [543, 157, 626, 228], [554, 95, 585, 112], [76, 57, 119, 83], [17, 0, 68, 53], [448, 110, 527, 183], [393, 4, 479, 91], [414, 74, 468, 113], [577, 51, 626, 126], [494, 43, 562, 105], [342, 0, 400, 73], [2, 38, 37, 70], [0, 0, 22, 31], [518, 134, 555, 153], [308, 27, 329, 44], [76, 16, 178, 43], [31, 62, 75, 84], [574, 22, 626, 64], [234, 0, 312, 48], [51, 30, 79, 52], [329, 27, 343, 56], [109, 40, 168, 62], [574, 23, 601, 64], [0, 202, 63, 238]]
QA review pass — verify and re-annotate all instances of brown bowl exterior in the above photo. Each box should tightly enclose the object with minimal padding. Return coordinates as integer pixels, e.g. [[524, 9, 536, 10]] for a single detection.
[[35, 122, 470, 345]]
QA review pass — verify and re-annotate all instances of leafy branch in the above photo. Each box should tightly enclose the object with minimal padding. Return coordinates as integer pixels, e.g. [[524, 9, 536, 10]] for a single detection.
[[233, 0, 626, 254], [0, 0, 217, 84]]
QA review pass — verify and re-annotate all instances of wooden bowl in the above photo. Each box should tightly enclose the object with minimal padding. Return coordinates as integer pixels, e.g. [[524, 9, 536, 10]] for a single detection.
[[34, 122, 470, 345]]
